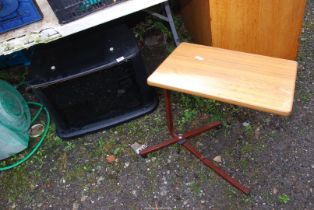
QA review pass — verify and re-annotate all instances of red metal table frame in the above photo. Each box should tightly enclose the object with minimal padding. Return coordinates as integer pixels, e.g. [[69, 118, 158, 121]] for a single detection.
[[139, 90, 250, 195]]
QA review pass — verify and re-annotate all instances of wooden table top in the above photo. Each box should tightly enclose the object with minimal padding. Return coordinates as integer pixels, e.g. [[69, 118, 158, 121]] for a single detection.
[[147, 42, 298, 116]]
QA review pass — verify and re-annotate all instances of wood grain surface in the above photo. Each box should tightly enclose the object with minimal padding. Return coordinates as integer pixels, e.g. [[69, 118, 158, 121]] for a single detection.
[[148, 43, 298, 116], [179, 0, 306, 60], [209, 0, 306, 60], [179, 0, 212, 45]]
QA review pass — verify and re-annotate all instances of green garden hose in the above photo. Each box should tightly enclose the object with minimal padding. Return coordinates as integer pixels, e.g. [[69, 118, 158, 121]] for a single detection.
[[0, 102, 50, 171]]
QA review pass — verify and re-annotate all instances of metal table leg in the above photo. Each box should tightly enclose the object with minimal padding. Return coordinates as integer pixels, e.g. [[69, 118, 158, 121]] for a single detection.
[[164, 1, 180, 46], [145, 1, 180, 46], [139, 90, 250, 195]]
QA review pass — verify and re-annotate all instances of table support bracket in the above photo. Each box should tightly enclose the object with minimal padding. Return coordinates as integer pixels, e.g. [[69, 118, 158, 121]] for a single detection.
[[139, 89, 250, 195]]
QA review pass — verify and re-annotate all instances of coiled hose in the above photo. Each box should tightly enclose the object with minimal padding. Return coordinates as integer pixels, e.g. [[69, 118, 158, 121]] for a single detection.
[[0, 102, 50, 171]]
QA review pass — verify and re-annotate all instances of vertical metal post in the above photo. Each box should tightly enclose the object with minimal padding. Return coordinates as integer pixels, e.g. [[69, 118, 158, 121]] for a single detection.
[[140, 90, 250, 194], [164, 90, 176, 137], [164, 1, 180, 46]]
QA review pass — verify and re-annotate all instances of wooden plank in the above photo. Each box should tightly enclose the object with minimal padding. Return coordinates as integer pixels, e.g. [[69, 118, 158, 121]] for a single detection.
[[148, 43, 298, 116], [209, 0, 306, 60]]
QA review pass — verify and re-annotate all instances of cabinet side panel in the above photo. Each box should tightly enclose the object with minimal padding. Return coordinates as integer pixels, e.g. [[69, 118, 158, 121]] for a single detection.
[[179, 0, 211, 45], [209, 0, 306, 60]]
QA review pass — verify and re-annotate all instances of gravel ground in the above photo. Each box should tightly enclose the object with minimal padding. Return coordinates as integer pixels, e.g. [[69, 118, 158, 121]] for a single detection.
[[0, 1, 313, 209]]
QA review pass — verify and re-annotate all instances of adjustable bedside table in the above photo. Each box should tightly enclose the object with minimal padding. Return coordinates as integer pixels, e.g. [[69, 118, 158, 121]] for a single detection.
[[140, 43, 298, 194]]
